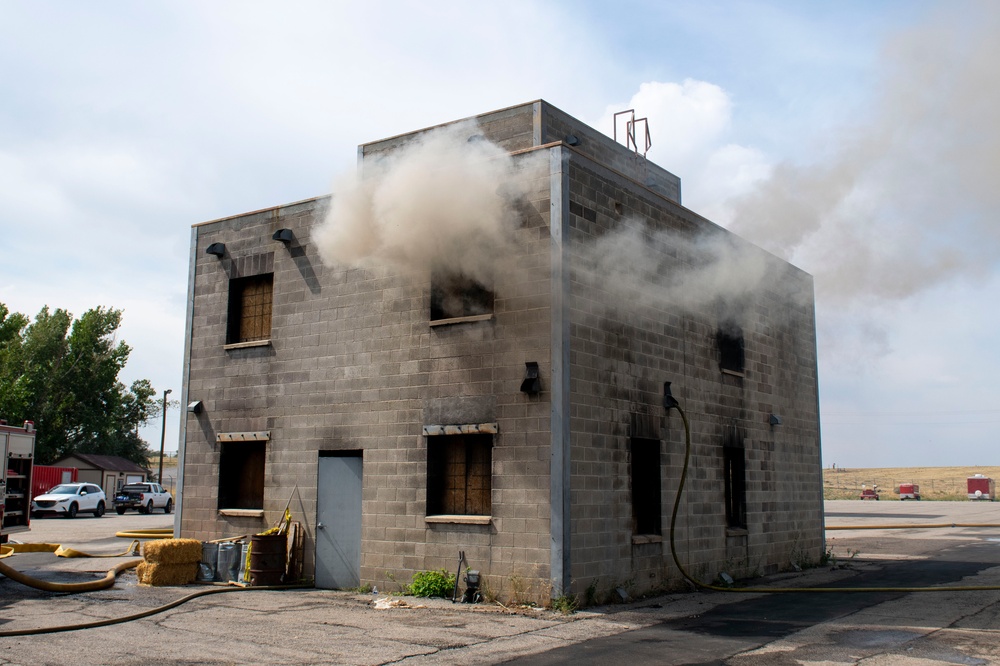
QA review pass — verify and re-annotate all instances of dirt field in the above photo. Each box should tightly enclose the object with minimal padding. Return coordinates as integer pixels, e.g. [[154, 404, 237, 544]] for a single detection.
[[824, 465, 1000, 501]]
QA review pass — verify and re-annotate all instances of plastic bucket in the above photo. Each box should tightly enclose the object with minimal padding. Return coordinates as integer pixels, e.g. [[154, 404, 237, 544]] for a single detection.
[[198, 542, 218, 582], [249, 533, 287, 586]]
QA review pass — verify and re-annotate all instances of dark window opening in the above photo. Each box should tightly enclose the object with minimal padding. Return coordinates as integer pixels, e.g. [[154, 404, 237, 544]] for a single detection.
[[430, 272, 494, 321], [426, 434, 492, 515], [722, 427, 747, 529], [630, 437, 661, 535], [218, 441, 265, 510], [717, 324, 745, 374], [227, 273, 273, 343]]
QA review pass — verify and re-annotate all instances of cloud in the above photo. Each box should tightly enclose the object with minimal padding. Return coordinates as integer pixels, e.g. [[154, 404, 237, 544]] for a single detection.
[[592, 79, 771, 222]]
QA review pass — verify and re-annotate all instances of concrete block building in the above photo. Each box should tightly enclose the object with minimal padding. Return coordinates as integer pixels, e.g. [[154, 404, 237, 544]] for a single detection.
[[176, 100, 823, 603]]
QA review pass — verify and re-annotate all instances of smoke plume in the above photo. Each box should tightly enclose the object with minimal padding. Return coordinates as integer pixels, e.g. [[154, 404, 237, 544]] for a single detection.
[[727, 4, 1000, 308], [570, 220, 801, 323], [313, 121, 546, 285], [314, 118, 796, 327]]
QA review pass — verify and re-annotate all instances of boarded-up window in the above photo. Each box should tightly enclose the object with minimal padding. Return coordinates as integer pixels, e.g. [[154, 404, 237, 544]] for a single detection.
[[218, 441, 265, 510], [630, 437, 661, 535], [723, 427, 747, 529], [430, 272, 494, 321], [227, 274, 273, 343], [426, 434, 492, 516]]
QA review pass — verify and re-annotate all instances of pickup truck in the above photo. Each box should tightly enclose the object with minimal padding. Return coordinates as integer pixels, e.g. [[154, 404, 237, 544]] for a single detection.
[[113, 482, 173, 514]]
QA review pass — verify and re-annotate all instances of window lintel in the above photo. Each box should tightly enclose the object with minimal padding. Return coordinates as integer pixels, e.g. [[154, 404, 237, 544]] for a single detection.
[[423, 423, 498, 436], [216, 431, 271, 442]]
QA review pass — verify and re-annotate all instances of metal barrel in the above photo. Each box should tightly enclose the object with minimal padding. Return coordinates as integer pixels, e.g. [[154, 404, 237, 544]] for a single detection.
[[249, 533, 287, 586], [198, 542, 218, 582], [216, 543, 238, 582]]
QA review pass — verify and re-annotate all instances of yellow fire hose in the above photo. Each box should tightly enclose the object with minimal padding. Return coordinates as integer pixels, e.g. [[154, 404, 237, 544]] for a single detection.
[[0, 541, 143, 593], [2, 540, 141, 559], [667, 402, 1000, 594], [115, 528, 175, 539], [1, 517, 309, 637], [0, 558, 141, 594]]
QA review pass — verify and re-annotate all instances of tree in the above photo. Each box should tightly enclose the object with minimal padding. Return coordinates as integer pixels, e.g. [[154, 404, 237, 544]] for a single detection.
[[0, 303, 159, 466]]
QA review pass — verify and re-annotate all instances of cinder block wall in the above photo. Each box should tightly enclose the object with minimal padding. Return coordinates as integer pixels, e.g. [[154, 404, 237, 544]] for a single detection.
[[562, 155, 822, 602], [182, 108, 559, 599]]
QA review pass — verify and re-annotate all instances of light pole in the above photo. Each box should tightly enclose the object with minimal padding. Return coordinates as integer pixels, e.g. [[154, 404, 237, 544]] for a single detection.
[[158, 389, 172, 484]]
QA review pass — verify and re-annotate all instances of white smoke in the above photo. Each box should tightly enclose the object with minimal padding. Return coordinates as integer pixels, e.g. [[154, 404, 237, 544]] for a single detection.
[[587, 5, 1000, 367], [315, 114, 797, 327], [313, 121, 546, 285], [726, 3, 1000, 307], [570, 220, 797, 322]]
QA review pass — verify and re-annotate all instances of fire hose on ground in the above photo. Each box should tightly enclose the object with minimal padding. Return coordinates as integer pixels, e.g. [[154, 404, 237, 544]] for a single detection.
[[0, 511, 305, 636], [0, 541, 142, 593], [115, 527, 175, 540], [0, 534, 309, 637], [0, 583, 310, 637], [0, 528, 173, 593]]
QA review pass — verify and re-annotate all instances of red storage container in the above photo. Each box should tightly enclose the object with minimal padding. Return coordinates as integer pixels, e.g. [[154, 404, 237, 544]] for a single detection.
[[31, 465, 78, 500]]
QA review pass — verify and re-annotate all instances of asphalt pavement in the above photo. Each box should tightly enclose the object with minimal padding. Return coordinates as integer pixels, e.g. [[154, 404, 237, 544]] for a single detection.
[[2, 501, 1000, 665]]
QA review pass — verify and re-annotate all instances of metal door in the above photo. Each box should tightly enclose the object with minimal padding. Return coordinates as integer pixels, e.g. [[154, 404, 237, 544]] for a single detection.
[[315, 453, 362, 589]]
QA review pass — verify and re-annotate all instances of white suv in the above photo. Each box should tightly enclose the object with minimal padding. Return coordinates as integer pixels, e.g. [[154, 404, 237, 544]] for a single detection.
[[31, 482, 107, 518]]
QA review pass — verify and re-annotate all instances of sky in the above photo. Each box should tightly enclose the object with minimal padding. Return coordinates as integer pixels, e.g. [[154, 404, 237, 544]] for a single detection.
[[1, 1, 998, 467]]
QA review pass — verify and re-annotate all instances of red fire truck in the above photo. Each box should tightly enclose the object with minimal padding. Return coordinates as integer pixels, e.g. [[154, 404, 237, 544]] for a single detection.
[[1, 420, 35, 543]]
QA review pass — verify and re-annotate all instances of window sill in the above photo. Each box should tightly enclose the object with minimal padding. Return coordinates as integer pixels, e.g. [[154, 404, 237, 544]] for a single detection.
[[632, 534, 663, 545], [720, 368, 745, 378], [726, 527, 749, 537], [218, 509, 265, 518], [425, 515, 492, 525], [429, 314, 494, 327], [224, 340, 272, 351]]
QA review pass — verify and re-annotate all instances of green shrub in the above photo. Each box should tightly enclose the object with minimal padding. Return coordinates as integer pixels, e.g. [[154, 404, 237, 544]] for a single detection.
[[407, 569, 456, 598], [550, 594, 578, 614]]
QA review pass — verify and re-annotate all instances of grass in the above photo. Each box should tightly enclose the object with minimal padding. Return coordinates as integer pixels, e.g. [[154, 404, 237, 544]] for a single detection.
[[149, 455, 179, 469], [824, 465, 1000, 501]]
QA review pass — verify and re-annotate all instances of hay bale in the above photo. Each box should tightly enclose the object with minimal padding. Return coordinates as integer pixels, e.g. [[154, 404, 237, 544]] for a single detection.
[[142, 538, 202, 564], [136, 561, 199, 586]]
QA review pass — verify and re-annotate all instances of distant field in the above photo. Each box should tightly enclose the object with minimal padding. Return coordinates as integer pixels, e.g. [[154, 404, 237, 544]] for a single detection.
[[148, 455, 178, 470], [824, 466, 1000, 501]]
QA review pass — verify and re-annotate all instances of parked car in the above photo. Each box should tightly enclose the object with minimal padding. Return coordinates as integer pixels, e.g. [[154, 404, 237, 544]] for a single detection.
[[113, 482, 173, 514], [31, 482, 106, 518]]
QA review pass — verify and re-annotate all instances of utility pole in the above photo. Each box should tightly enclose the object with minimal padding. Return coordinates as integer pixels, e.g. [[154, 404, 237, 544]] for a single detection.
[[158, 388, 172, 483]]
